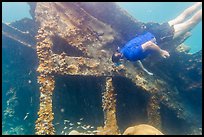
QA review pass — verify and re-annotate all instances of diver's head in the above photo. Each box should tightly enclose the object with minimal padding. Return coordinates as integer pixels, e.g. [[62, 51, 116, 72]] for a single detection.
[[112, 51, 123, 64]]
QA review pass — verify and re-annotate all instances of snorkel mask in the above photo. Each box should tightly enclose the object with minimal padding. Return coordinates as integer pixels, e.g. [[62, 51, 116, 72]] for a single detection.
[[114, 61, 122, 66]]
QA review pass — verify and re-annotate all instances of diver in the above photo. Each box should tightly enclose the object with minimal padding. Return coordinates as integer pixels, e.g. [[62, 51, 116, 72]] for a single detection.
[[112, 2, 202, 75]]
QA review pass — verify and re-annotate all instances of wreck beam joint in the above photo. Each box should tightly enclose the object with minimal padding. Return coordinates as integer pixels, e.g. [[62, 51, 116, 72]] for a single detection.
[[147, 95, 161, 130], [99, 77, 120, 135]]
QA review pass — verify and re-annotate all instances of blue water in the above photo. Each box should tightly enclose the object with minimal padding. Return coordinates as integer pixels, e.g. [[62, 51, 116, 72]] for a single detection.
[[2, 2, 202, 53], [2, 2, 32, 22]]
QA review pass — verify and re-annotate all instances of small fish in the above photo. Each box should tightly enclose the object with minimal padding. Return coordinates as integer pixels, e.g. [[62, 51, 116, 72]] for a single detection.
[[64, 126, 67, 130], [61, 131, 64, 134], [60, 108, 64, 113], [79, 118, 83, 121], [77, 122, 81, 125], [90, 126, 94, 129], [69, 123, 74, 126], [64, 120, 69, 124], [77, 126, 80, 128], [86, 125, 90, 129], [81, 126, 87, 130], [28, 70, 32, 75], [28, 80, 32, 84], [55, 123, 60, 125], [23, 113, 29, 120], [69, 127, 73, 130]]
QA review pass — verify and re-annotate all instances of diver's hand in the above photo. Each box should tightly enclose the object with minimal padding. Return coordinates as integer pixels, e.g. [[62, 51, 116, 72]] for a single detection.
[[160, 49, 170, 58]]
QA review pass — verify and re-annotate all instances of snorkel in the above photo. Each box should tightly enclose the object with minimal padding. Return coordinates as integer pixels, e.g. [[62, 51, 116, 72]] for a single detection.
[[112, 47, 123, 66], [114, 61, 122, 66]]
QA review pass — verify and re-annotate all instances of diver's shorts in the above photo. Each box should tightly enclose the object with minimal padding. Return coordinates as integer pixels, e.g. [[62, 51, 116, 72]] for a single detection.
[[142, 22, 175, 45]]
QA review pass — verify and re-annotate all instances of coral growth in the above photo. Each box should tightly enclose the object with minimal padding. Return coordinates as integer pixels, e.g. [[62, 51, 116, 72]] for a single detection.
[[98, 77, 120, 135]]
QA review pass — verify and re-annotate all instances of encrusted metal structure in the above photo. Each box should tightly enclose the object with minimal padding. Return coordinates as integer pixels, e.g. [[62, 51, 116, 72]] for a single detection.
[[2, 2, 202, 135]]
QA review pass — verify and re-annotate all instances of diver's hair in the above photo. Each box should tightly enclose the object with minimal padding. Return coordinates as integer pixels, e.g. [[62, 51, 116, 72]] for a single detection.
[[112, 52, 122, 63]]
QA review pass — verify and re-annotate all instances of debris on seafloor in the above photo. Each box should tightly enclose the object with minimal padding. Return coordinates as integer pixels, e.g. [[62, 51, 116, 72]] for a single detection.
[[123, 124, 164, 135], [2, 2, 201, 135]]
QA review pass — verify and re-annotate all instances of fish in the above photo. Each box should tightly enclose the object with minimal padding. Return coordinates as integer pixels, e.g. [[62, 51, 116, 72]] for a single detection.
[[69, 127, 73, 129], [61, 131, 64, 134], [55, 123, 60, 125], [28, 70, 32, 75], [77, 122, 81, 125], [64, 126, 67, 130], [86, 125, 90, 129], [90, 126, 94, 129], [64, 120, 69, 124], [23, 113, 29, 120], [77, 126, 80, 128], [79, 118, 83, 121], [69, 123, 74, 126], [28, 80, 32, 84], [81, 126, 87, 130]]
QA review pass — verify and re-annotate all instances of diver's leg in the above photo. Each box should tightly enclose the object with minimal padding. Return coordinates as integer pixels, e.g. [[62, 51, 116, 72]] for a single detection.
[[173, 9, 202, 39], [137, 60, 153, 75], [168, 2, 202, 26]]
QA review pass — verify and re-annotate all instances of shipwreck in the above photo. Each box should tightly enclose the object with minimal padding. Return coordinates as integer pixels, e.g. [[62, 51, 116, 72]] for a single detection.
[[2, 2, 202, 135]]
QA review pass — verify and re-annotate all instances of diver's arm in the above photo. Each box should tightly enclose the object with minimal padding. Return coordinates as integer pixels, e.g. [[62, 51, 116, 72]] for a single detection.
[[142, 41, 170, 58], [137, 60, 153, 76]]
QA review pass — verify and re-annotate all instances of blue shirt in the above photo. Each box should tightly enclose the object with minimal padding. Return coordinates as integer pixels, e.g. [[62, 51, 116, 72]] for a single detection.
[[120, 32, 157, 61]]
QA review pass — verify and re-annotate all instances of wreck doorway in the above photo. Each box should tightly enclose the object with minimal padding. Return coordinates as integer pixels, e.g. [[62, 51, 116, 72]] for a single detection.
[[52, 75, 104, 134], [52, 75, 150, 134], [113, 76, 149, 133]]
